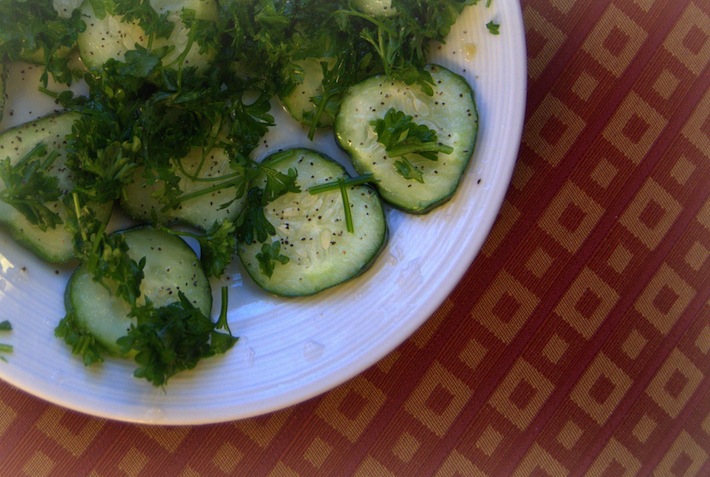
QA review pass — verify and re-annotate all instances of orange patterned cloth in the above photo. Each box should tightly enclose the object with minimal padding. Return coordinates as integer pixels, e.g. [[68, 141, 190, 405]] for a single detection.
[[1, 0, 709, 475]]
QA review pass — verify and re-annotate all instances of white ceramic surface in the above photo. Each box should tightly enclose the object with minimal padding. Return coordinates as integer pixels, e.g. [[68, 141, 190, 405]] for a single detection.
[[0, 2, 526, 424]]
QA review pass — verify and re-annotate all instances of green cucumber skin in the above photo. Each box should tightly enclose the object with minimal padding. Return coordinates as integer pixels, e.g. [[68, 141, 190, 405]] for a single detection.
[[335, 64, 478, 214], [66, 227, 212, 355], [238, 148, 388, 297], [0, 112, 113, 263], [120, 146, 247, 230]]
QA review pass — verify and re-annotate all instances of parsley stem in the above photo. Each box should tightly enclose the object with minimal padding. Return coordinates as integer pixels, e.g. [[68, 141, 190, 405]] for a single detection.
[[0, 344, 12, 353], [161, 175, 249, 211], [217, 286, 231, 333], [307, 174, 373, 195], [387, 143, 454, 158], [338, 179, 354, 234], [71, 192, 88, 242], [308, 176, 363, 233]]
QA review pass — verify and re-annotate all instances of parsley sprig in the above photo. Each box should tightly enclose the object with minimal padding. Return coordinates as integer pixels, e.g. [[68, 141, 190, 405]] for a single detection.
[[372, 108, 454, 161], [65, 192, 145, 304], [236, 162, 300, 246], [55, 312, 107, 366], [256, 240, 290, 278], [0, 143, 64, 231], [0, 0, 86, 85], [117, 288, 237, 387], [370, 108, 454, 183], [160, 221, 238, 279], [0, 320, 12, 362]]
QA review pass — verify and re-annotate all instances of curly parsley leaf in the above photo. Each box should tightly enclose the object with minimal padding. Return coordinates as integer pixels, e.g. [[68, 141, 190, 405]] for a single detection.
[[163, 220, 238, 279], [235, 159, 300, 246], [256, 240, 290, 278], [371, 108, 453, 161], [0, 143, 63, 231], [226, 88, 276, 161], [486, 20, 500, 35], [236, 188, 276, 245], [0, 0, 86, 85], [301, 54, 357, 140], [65, 193, 145, 304], [260, 164, 300, 203], [117, 290, 236, 387], [196, 221, 238, 278], [395, 158, 425, 183], [54, 312, 107, 366], [113, 0, 175, 40]]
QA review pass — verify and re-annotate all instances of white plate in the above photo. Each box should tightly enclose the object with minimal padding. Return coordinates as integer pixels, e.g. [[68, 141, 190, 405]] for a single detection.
[[0, 2, 526, 424]]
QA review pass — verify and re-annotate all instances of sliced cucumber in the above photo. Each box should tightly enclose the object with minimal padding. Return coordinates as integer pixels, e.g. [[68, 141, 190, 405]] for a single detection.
[[76, 0, 218, 72], [120, 146, 247, 230], [238, 148, 388, 297], [64, 227, 212, 354], [335, 64, 478, 214], [0, 112, 112, 263], [280, 57, 337, 129]]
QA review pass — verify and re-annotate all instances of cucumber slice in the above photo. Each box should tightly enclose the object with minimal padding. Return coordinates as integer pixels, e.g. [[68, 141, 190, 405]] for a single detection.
[[0, 112, 112, 263], [335, 64, 478, 214], [120, 146, 247, 230], [76, 0, 218, 72], [238, 148, 388, 297], [64, 227, 212, 354]]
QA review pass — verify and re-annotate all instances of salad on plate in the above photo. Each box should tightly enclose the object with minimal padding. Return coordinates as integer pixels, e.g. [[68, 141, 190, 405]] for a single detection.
[[0, 0, 483, 386]]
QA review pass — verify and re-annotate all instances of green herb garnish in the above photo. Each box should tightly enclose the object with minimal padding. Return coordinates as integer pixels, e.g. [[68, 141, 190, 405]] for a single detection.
[[256, 240, 290, 278], [0, 320, 12, 361], [308, 174, 374, 233], [486, 20, 500, 35], [116, 289, 237, 387], [0, 144, 63, 231]]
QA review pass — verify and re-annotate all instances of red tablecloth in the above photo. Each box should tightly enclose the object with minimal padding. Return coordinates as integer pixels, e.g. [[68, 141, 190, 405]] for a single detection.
[[1, 0, 709, 475]]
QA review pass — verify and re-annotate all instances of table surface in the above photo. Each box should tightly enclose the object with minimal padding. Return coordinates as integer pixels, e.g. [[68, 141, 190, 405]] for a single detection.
[[2, 0, 709, 475]]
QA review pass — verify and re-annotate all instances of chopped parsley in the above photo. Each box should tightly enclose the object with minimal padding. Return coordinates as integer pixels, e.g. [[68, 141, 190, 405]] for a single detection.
[[0, 144, 63, 231], [371, 108, 454, 161], [116, 289, 237, 387], [0, 320, 12, 362], [486, 20, 500, 35], [256, 240, 290, 278]]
